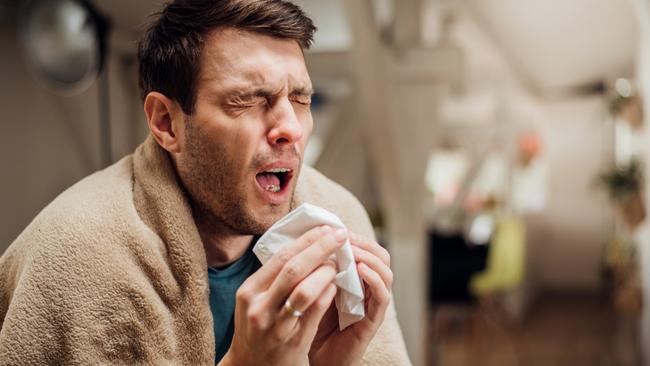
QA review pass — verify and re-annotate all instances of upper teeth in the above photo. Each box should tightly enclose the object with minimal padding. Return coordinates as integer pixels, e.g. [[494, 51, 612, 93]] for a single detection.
[[266, 168, 291, 173]]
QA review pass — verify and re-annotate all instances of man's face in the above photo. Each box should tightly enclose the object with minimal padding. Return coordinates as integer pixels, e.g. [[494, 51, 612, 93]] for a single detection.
[[175, 28, 313, 235]]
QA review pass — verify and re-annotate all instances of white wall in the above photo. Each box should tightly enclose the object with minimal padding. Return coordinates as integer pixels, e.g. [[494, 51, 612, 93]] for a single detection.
[[526, 96, 614, 291]]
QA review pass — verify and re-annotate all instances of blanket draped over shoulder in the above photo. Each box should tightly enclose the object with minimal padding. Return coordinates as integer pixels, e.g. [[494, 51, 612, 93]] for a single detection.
[[0, 136, 411, 365]]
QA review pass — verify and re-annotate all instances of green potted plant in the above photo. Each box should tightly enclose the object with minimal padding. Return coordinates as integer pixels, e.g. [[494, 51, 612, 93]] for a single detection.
[[598, 160, 645, 229]]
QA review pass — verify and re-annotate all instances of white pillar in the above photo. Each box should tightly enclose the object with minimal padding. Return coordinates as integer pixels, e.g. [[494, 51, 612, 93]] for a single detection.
[[343, 1, 462, 364]]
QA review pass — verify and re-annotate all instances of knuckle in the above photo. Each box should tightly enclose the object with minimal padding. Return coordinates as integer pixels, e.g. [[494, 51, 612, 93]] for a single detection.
[[305, 225, 330, 244], [378, 287, 391, 304], [328, 230, 343, 243], [322, 259, 337, 272], [275, 250, 293, 267], [291, 288, 311, 308], [247, 308, 267, 330], [319, 232, 339, 251], [316, 294, 331, 308], [312, 241, 329, 260], [283, 262, 303, 282], [324, 269, 337, 283], [382, 248, 391, 266], [235, 286, 252, 305], [386, 270, 394, 289]]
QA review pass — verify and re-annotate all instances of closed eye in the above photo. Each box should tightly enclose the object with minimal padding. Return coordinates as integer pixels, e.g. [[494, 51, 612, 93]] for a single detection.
[[228, 96, 268, 108], [291, 96, 311, 105], [290, 91, 313, 106]]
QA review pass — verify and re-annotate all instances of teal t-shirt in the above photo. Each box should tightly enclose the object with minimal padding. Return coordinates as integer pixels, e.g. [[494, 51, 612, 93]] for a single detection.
[[208, 243, 261, 364]]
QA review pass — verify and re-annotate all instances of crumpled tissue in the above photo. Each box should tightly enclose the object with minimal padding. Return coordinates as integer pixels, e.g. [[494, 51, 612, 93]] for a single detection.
[[253, 203, 365, 330]]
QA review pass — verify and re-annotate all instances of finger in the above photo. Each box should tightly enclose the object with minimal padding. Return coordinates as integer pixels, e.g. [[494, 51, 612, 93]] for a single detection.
[[351, 246, 393, 290], [285, 261, 337, 313], [349, 232, 390, 267], [295, 283, 338, 341], [314, 302, 338, 342], [270, 262, 337, 339], [358, 263, 390, 324], [248, 225, 333, 289], [265, 228, 347, 308]]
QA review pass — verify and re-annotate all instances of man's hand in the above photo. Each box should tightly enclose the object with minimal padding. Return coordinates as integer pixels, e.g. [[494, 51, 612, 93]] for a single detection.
[[220, 226, 346, 366], [309, 232, 393, 366]]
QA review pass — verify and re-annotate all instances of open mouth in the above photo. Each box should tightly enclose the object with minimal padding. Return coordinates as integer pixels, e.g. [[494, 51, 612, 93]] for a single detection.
[[255, 168, 293, 194]]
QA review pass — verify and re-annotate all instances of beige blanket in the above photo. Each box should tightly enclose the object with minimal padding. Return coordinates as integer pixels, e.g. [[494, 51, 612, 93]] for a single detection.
[[0, 136, 411, 365]]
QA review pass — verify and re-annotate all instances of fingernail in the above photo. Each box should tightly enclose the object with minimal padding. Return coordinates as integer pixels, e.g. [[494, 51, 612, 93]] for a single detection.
[[334, 228, 347, 241]]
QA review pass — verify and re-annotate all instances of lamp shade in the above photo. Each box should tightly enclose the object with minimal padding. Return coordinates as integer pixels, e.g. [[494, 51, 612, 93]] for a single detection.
[[20, 0, 108, 95]]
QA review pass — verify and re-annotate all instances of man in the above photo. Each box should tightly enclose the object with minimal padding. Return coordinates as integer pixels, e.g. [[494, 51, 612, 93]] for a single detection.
[[0, 0, 410, 364]]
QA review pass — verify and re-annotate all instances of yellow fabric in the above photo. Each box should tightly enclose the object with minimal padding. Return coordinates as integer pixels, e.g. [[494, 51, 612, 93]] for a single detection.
[[0, 136, 411, 365], [470, 216, 526, 294]]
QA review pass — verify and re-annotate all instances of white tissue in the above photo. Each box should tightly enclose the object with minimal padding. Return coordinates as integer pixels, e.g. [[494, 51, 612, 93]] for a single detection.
[[253, 203, 365, 330]]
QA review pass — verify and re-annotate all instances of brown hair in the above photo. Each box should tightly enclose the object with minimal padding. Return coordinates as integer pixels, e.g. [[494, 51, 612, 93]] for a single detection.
[[137, 0, 316, 115]]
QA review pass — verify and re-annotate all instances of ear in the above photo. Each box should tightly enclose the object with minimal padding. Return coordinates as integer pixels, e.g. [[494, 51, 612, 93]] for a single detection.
[[143, 92, 186, 154]]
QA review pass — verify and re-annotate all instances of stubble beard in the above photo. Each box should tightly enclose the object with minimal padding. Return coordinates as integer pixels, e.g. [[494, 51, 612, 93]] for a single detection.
[[180, 120, 298, 236]]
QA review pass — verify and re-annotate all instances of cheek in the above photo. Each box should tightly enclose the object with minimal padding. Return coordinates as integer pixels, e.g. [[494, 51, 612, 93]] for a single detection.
[[205, 119, 257, 153], [301, 114, 314, 147], [189, 125, 248, 180], [224, 140, 254, 176], [227, 125, 264, 170]]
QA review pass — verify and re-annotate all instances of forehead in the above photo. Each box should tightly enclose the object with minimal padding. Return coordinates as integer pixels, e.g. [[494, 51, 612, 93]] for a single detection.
[[198, 28, 311, 93]]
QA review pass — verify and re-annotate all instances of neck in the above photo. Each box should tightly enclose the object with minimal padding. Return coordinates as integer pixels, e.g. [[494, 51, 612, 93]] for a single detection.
[[192, 205, 254, 268]]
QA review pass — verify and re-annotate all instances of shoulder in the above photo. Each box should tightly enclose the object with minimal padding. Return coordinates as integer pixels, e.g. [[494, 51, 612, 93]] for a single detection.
[[296, 166, 375, 239], [0, 155, 154, 326], [2, 155, 138, 274]]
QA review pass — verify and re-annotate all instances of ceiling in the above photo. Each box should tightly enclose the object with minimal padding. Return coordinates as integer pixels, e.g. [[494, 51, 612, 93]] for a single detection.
[[468, 0, 639, 92], [81, 0, 641, 94]]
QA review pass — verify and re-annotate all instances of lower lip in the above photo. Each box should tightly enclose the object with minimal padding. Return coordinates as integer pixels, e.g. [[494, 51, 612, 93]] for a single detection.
[[255, 174, 293, 205]]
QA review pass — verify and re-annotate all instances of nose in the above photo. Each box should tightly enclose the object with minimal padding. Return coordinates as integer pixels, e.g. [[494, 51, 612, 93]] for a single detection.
[[267, 99, 303, 146]]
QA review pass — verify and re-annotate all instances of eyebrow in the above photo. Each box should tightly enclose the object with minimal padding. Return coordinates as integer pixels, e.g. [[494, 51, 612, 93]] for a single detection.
[[290, 86, 315, 97]]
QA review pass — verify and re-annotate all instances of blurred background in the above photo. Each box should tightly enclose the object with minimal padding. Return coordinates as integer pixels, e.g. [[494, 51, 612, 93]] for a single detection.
[[1, 0, 650, 365]]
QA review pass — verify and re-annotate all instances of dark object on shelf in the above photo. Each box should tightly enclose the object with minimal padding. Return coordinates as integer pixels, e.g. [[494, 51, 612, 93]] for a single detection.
[[429, 230, 489, 304]]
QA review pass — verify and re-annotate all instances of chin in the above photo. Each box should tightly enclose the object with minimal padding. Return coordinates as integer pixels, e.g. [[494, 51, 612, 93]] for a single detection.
[[243, 182, 297, 234], [256, 203, 291, 229]]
